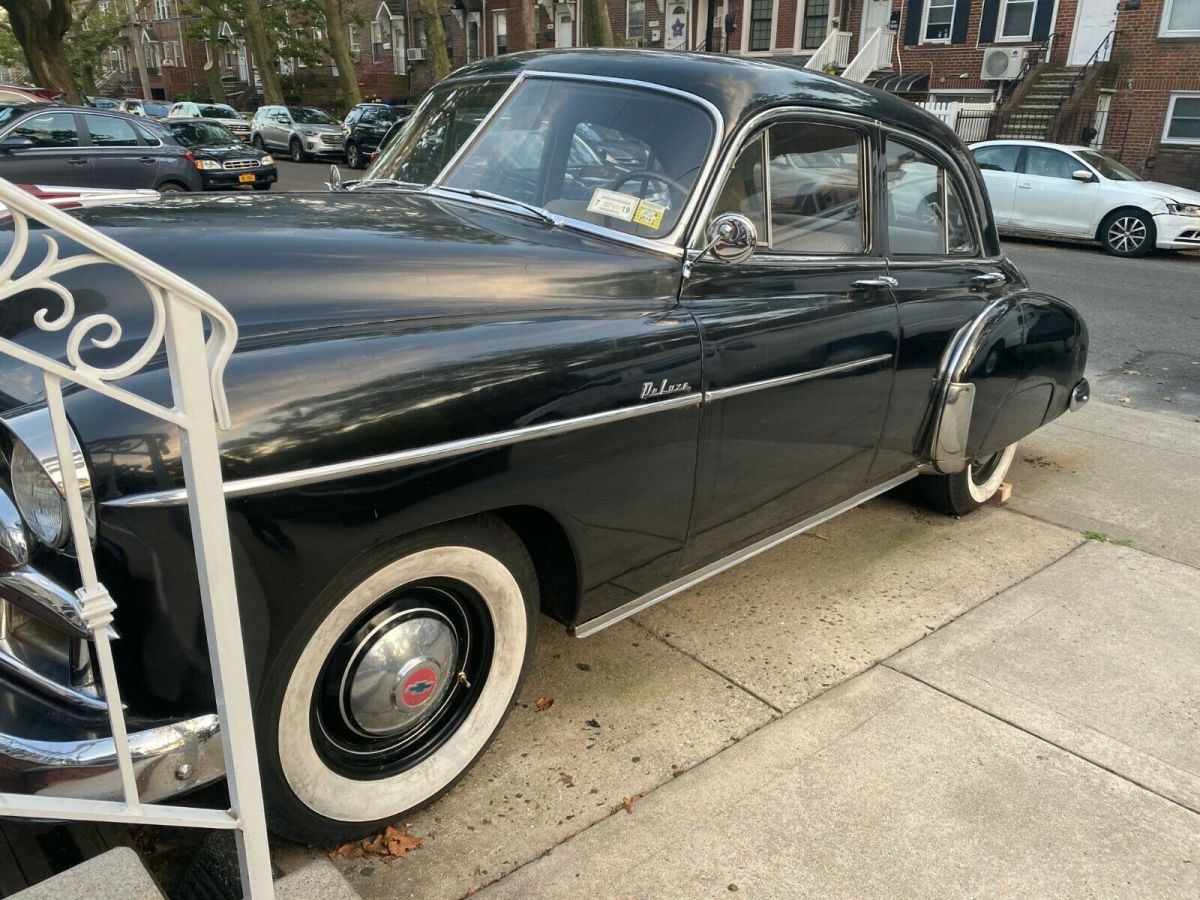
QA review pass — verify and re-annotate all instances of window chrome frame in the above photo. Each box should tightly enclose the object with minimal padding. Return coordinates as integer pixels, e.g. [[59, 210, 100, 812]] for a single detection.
[[424, 70, 726, 255]]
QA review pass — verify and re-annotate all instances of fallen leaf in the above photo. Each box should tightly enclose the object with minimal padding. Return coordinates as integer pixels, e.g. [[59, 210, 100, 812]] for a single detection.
[[329, 842, 358, 860], [621, 794, 642, 814], [353, 825, 425, 862], [559, 772, 575, 787], [535, 696, 554, 711]]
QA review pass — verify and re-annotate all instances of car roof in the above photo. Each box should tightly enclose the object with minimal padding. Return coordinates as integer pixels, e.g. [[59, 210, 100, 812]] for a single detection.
[[971, 139, 1093, 153], [449, 49, 953, 148]]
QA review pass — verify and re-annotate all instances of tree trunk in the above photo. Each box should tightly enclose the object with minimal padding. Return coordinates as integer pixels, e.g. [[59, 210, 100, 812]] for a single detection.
[[2, 0, 83, 103], [581, 0, 613, 48], [240, 0, 284, 104], [312, 0, 362, 110], [80, 63, 97, 96], [415, 0, 450, 83], [205, 22, 227, 104]]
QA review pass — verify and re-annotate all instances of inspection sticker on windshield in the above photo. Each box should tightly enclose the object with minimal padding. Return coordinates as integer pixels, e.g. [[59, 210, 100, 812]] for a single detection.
[[633, 199, 666, 230], [587, 188, 638, 221]]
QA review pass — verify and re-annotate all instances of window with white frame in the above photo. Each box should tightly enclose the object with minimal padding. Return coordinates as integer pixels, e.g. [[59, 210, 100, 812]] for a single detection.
[[467, 12, 481, 61], [349, 25, 361, 61], [494, 10, 508, 54], [371, 21, 383, 61], [392, 17, 406, 73], [748, 0, 773, 51], [1160, 0, 1200, 36], [922, 0, 955, 42], [1164, 93, 1200, 144], [999, 0, 1036, 40], [628, 0, 646, 42], [154, 0, 170, 20]]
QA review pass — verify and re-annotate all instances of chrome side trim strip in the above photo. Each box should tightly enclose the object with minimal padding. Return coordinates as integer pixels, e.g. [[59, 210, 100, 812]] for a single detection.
[[573, 469, 920, 638], [105, 393, 704, 509], [705, 353, 893, 402]]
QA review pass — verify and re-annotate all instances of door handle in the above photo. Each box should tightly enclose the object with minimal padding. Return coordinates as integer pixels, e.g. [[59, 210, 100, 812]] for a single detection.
[[972, 272, 1007, 287], [139, 156, 155, 163], [1017, 182, 1033, 189], [67, 158, 88, 167], [852, 276, 898, 289]]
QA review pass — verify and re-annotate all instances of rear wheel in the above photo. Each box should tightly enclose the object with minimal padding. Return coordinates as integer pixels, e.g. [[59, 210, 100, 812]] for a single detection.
[[157, 181, 187, 193], [909, 443, 1018, 517], [259, 516, 539, 843], [1100, 209, 1154, 257]]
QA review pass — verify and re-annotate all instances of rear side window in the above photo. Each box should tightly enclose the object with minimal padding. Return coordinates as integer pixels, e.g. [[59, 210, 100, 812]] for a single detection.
[[134, 121, 162, 146], [12, 112, 78, 147], [886, 138, 976, 256], [84, 114, 139, 146], [972, 144, 1020, 173]]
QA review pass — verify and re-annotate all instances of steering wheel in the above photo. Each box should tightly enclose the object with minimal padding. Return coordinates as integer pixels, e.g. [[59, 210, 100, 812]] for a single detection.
[[607, 170, 687, 211]]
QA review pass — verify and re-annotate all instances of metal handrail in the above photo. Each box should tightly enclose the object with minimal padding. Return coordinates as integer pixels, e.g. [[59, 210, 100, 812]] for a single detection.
[[996, 31, 1060, 107], [1069, 29, 1117, 96], [0, 179, 274, 898]]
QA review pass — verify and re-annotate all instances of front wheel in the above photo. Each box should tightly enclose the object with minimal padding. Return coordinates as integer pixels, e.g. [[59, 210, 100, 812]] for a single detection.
[[259, 516, 539, 843], [1100, 209, 1154, 257], [345, 141, 362, 169], [252, 134, 265, 151], [289, 138, 307, 163], [910, 443, 1018, 517]]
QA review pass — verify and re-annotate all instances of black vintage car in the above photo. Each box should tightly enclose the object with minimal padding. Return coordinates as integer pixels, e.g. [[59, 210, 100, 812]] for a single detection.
[[166, 118, 278, 191], [0, 50, 1088, 843]]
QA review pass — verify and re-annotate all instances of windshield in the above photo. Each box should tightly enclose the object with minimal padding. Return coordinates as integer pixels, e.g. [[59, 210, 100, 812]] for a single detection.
[[1075, 149, 1142, 182], [290, 107, 336, 125], [200, 104, 239, 120], [144, 103, 171, 117], [170, 121, 239, 146]]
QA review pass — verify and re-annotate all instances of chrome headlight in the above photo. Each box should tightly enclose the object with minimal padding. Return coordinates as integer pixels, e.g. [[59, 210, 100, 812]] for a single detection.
[[1165, 202, 1200, 217], [194, 159, 222, 171], [10, 441, 67, 546], [260, 154, 274, 165], [2, 410, 95, 549]]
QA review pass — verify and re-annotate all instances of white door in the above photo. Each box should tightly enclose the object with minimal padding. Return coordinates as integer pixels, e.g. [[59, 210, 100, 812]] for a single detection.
[[555, 8, 573, 47], [862, 0, 891, 37], [667, 3, 689, 50], [1069, 0, 1119, 66], [1014, 146, 1101, 236]]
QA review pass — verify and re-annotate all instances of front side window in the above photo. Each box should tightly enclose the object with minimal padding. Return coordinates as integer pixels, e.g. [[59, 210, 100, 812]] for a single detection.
[[1023, 146, 1082, 180], [972, 144, 1020, 172], [1164, 93, 1200, 144], [999, 0, 1036, 39], [886, 139, 976, 256], [712, 121, 865, 255], [83, 114, 139, 147], [749, 0, 773, 52], [923, 0, 955, 42], [441, 78, 715, 238], [11, 112, 78, 147], [1161, 0, 1200, 36]]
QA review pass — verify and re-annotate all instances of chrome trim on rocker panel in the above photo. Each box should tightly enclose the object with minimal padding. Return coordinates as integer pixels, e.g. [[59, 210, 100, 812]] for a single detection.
[[705, 353, 893, 402], [106, 394, 704, 509], [573, 469, 920, 638]]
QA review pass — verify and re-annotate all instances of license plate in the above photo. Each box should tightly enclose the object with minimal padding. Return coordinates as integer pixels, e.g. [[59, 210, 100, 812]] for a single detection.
[[238, 173, 255, 183]]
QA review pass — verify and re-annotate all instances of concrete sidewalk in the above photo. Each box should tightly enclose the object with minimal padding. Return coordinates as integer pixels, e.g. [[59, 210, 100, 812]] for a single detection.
[[287, 401, 1200, 897]]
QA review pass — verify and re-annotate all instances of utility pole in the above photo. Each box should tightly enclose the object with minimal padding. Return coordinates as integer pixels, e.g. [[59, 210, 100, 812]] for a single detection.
[[124, 0, 153, 99]]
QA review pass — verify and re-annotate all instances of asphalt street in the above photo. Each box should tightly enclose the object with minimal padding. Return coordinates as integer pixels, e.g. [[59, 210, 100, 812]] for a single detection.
[[273, 158, 1200, 418]]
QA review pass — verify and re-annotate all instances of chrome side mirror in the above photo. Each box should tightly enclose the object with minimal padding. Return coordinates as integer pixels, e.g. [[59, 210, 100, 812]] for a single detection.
[[1071, 169, 1096, 183], [684, 213, 758, 277]]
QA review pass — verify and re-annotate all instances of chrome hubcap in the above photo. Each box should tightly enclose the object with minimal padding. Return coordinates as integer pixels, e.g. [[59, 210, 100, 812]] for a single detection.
[[1109, 217, 1146, 253], [343, 612, 457, 738]]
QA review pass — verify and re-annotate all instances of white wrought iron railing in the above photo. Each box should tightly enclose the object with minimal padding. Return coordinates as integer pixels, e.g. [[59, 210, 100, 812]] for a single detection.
[[803, 30, 851, 72], [0, 179, 274, 897], [842, 27, 895, 83]]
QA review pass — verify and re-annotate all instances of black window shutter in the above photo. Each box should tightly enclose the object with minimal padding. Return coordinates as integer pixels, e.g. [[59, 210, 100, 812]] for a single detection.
[[979, 0, 1000, 43], [1032, 0, 1054, 41], [904, 0, 924, 45], [951, 0, 970, 43]]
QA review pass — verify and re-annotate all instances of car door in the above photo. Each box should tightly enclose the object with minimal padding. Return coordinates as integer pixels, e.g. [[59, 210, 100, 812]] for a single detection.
[[869, 130, 1021, 481], [81, 113, 156, 188], [1012, 146, 1100, 236], [0, 110, 91, 185], [680, 114, 899, 570], [970, 143, 1021, 226], [269, 110, 292, 150]]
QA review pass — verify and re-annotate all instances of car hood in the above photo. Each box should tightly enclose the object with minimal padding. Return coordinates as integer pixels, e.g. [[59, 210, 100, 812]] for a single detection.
[[0, 190, 678, 407], [1108, 178, 1200, 205], [191, 143, 265, 160]]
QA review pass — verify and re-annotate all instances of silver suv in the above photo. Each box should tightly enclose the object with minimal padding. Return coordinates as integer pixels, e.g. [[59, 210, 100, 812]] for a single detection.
[[168, 101, 251, 142], [251, 105, 344, 162]]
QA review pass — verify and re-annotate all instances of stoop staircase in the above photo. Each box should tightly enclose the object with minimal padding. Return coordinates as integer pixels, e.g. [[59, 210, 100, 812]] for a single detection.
[[997, 67, 1081, 140]]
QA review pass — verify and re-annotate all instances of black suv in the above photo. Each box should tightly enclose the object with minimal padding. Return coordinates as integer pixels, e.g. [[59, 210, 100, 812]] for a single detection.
[[341, 103, 411, 169], [0, 104, 202, 191]]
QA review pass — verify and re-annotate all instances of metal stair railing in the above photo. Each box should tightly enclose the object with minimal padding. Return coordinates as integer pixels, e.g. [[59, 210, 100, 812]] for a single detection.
[[0, 179, 275, 898]]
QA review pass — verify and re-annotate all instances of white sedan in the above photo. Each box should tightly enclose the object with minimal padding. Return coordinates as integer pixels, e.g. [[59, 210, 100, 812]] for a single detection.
[[969, 140, 1200, 257]]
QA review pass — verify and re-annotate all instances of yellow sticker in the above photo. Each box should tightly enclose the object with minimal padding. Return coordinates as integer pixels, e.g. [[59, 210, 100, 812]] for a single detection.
[[633, 199, 666, 230]]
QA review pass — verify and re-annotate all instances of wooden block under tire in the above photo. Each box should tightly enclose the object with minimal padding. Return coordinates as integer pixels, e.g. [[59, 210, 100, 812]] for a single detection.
[[991, 482, 1013, 506]]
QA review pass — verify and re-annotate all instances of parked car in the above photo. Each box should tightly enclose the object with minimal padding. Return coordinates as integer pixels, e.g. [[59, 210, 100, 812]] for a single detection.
[[970, 139, 1200, 257], [0, 50, 1088, 843], [0, 105, 202, 192], [119, 99, 171, 119], [84, 96, 122, 110], [166, 118, 277, 190], [168, 101, 252, 142], [251, 104, 344, 162], [0, 84, 61, 104], [341, 102, 412, 168]]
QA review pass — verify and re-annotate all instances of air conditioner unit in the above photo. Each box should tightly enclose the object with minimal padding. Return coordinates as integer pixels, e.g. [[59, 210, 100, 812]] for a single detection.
[[406, 48, 427, 62], [980, 46, 1026, 81]]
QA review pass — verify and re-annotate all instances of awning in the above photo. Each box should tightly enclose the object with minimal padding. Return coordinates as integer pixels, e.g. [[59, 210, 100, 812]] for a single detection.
[[874, 73, 930, 94]]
